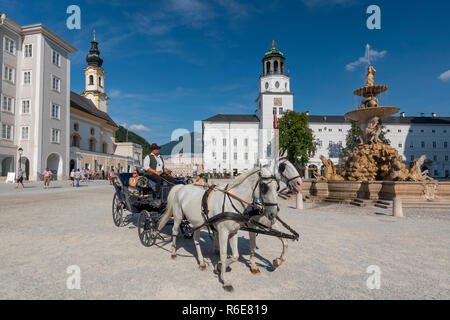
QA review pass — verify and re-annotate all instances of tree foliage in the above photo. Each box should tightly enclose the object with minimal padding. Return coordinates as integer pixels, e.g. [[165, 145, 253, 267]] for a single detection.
[[115, 126, 151, 157], [279, 110, 317, 167]]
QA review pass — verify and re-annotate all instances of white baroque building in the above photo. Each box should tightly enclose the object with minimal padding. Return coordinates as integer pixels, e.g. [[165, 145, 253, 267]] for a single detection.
[[308, 113, 450, 179], [203, 43, 294, 174]]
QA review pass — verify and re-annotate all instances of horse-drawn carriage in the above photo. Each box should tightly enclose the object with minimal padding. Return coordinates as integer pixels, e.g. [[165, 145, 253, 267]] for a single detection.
[[112, 172, 192, 246]]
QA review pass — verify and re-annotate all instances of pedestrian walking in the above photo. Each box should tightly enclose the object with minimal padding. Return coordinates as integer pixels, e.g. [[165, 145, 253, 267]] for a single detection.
[[70, 169, 75, 187], [109, 169, 115, 185], [15, 168, 25, 189], [43, 168, 53, 189], [75, 169, 81, 187]]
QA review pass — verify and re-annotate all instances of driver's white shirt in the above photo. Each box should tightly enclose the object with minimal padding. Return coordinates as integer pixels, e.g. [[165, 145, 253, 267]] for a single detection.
[[154, 154, 163, 173]]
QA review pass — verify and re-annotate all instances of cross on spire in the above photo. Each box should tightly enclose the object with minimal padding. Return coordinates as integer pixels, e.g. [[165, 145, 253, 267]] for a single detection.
[[93, 29, 96, 41]]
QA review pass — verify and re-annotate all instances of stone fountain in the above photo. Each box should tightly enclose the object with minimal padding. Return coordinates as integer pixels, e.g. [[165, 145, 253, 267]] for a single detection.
[[305, 66, 450, 203]]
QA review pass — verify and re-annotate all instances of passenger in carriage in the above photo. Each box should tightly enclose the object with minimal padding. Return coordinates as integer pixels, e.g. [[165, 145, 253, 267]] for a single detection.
[[143, 143, 178, 199], [129, 170, 139, 187]]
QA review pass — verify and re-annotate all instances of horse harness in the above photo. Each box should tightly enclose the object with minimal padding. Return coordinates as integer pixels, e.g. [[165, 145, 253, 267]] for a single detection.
[[195, 172, 299, 241]]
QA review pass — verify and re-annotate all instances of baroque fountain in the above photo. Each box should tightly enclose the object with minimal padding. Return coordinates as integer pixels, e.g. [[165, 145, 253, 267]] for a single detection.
[[305, 66, 450, 203]]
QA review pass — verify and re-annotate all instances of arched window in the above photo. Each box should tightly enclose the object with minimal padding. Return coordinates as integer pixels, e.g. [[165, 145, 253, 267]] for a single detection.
[[89, 75, 94, 85], [274, 61, 279, 73], [89, 138, 96, 152], [98, 77, 102, 87], [266, 61, 271, 74], [72, 134, 80, 148]]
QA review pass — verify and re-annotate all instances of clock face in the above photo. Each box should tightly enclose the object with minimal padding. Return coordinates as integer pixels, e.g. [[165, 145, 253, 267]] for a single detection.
[[265, 82, 269, 89], [275, 81, 280, 88], [274, 98, 282, 106]]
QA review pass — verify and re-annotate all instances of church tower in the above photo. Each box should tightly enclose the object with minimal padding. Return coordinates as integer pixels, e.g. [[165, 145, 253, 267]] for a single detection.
[[81, 31, 109, 113], [256, 41, 294, 162]]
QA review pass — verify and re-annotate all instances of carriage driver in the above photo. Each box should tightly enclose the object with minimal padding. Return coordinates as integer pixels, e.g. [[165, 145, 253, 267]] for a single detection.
[[143, 143, 178, 199]]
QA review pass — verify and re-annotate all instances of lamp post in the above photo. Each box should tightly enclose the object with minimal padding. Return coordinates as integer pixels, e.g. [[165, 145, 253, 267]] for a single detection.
[[18, 147, 23, 170]]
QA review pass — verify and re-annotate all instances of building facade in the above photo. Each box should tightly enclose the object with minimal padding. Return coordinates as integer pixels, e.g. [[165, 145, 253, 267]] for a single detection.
[[0, 16, 77, 180], [308, 113, 450, 179], [202, 43, 293, 174], [164, 153, 203, 177], [0, 13, 141, 181]]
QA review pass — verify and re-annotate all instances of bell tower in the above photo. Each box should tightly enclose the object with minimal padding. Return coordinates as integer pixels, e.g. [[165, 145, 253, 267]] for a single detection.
[[81, 31, 109, 113], [256, 41, 294, 163]]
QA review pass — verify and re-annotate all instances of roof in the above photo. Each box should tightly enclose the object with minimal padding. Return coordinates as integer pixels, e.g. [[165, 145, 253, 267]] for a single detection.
[[203, 114, 260, 122], [70, 91, 118, 127], [307, 115, 450, 125]]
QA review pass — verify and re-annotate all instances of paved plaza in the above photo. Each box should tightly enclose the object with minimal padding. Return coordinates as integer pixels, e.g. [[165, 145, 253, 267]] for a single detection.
[[0, 181, 449, 299]]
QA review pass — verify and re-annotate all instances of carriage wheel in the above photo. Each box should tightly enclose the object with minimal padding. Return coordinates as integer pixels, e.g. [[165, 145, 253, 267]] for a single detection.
[[138, 210, 157, 247], [112, 193, 125, 227]]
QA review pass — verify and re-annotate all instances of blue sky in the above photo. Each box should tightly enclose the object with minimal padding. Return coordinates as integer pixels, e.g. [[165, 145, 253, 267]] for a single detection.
[[2, 0, 449, 144]]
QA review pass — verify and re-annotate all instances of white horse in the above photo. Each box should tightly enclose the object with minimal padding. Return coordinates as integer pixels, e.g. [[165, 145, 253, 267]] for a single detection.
[[246, 157, 302, 273], [157, 166, 280, 291]]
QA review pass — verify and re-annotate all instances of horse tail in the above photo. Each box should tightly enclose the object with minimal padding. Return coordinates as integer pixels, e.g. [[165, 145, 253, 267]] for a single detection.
[[157, 184, 183, 231]]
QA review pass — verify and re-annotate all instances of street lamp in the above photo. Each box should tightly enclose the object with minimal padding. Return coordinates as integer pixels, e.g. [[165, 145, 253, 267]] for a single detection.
[[18, 147, 23, 170]]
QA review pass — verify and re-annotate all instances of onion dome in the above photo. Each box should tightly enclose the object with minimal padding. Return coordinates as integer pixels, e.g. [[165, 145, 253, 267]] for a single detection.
[[86, 30, 103, 68]]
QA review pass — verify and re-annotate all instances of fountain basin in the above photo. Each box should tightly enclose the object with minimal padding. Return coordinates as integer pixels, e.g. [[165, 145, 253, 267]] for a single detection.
[[344, 106, 400, 122], [353, 84, 388, 96]]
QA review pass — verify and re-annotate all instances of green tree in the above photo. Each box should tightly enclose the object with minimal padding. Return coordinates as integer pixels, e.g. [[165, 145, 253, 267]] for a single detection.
[[343, 120, 391, 156], [115, 126, 152, 157], [279, 110, 317, 167]]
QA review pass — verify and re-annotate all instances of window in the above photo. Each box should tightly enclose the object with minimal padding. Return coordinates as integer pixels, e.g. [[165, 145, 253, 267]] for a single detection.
[[445, 142, 448, 149], [387, 129, 390, 132], [212, 138, 216, 146], [4, 37, 15, 55], [233, 152, 237, 161], [52, 75, 61, 92], [329, 128, 332, 132], [1, 123, 13, 140], [90, 128, 95, 135], [1, 95, 14, 113], [420, 129, 424, 133], [397, 129, 401, 133], [434, 170, 438, 176], [102, 142, 108, 153], [52, 50, 60, 66], [24, 44, 32, 57], [273, 107, 277, 114], [432, 129, 435, 133], [421, 141, 425, 148], [244, 138, 248, 147], [99, 77, 102, 87], [318, 129, 322, 132], [74, 123, 79, 131], [223, 138, 226, 146], [51, 128, 60, 143], [444, 130, 448, 133], [410, 155, 414, 161], [23, 71, 31, 85], [338, 129, 342, 132], [279, 107, 284, 115], [212, 152, 216, 159], [22, 100, 30, 114], [223, 152, 226, 160], [3, 65, 15, 83], [410, 143, 413, 148], [21, 126, 29, 140], [89, 75, 94, 85], [445, 155, 448, 162], [409, 129, 413, 133], [398, 143, 403, 148], [233, 138, 237, 147], [51, 103, 61, 119], [72, 134, 80, 148], [433, 155, 437, 161], [244, 152, 248, 161], [89, 138, 96, 151], [432, 141, 436, 149]]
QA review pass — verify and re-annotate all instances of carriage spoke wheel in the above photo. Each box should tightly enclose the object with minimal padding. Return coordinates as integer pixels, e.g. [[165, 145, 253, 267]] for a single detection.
[[112, 193, 125, 227], [138, 210, 157, 247]]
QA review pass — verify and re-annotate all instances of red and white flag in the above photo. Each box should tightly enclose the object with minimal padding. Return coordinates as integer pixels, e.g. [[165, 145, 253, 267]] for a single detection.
[[273, 110, 278, 129]]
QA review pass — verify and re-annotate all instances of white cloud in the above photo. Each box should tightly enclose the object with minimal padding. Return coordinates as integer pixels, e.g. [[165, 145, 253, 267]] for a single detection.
[[345, 49, 387, 71], [438, 70, 450, 82], [129, 124, 151, 132]]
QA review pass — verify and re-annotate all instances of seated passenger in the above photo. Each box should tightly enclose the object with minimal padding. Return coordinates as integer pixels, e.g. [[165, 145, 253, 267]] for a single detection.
[[129, 170, 139, 187]]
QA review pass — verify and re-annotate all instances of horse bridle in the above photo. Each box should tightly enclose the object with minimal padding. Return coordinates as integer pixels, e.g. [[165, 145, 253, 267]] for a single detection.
[[251, 172, 280, 211], [278, 158, 301, 190]]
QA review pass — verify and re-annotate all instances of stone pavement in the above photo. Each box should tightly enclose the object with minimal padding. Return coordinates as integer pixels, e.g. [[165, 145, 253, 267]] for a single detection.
[[0, 184, 449, 299]]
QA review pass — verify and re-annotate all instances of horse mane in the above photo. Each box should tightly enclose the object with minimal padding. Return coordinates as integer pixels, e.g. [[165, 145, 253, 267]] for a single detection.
[[225, 167, 260, 191]]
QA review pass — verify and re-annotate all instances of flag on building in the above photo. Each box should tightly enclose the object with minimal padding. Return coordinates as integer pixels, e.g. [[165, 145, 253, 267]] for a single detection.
[[273, 110, 278, 129]]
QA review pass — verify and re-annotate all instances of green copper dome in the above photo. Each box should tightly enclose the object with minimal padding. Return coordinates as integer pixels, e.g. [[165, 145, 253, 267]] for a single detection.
[[86, 40, 103, 68], [264, 46, 284, 58]]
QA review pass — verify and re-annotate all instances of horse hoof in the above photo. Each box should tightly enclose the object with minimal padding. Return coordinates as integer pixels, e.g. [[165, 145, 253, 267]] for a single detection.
[[273, 258, 281, 268], [223, 285, 234, 292], [171, 254, 177, 260], [251, 267, 261, 274], [199, 264, 206, 271]]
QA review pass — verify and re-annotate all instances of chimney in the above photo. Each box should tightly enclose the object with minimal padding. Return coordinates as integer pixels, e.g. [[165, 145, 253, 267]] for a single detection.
[[420, 112, 425, 117], [400, 112, 405, 117], [432, 112, 437, 118]]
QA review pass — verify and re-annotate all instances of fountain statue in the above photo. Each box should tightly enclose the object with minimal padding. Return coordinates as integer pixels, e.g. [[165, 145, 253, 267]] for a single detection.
[[316, 65, 432, 182]]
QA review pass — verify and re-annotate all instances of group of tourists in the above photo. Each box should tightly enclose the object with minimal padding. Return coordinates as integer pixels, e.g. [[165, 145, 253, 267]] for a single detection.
[[69, 168, 92, 187]]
